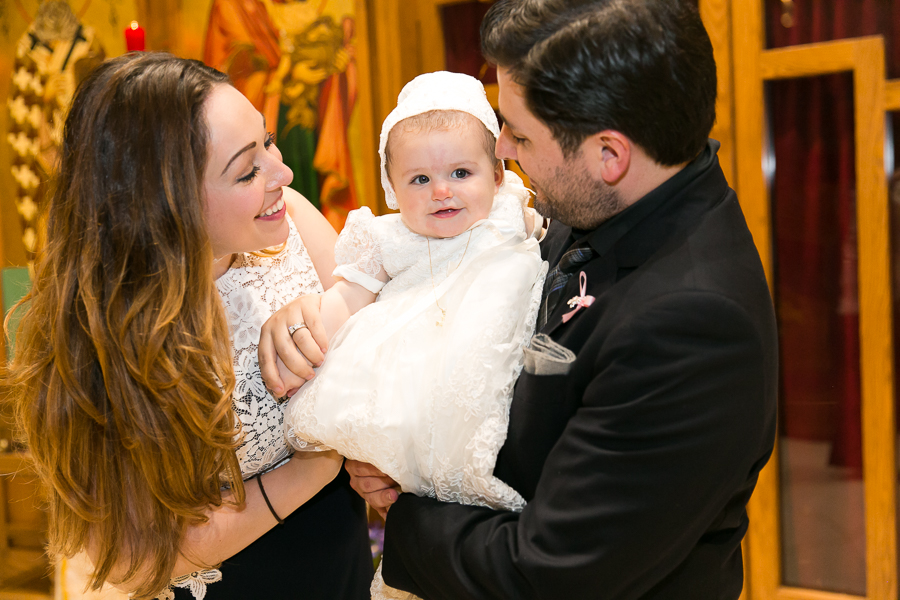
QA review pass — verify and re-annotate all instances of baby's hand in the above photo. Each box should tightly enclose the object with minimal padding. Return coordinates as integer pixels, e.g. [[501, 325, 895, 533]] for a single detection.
[[274, 354, 306, 398], [524, 207, 547, 240]]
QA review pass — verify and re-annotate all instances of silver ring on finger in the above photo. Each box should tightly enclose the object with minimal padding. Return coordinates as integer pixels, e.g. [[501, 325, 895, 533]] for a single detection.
[[288, 322, 308, 337]]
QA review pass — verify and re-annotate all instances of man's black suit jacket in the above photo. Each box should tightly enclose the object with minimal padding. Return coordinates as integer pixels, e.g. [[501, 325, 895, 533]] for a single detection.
[[381, 141, 778, 600]]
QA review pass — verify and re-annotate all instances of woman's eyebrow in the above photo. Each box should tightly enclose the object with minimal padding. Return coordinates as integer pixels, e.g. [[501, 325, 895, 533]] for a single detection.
[[221, 141, 257, 176], [221, 113, 266, 176]]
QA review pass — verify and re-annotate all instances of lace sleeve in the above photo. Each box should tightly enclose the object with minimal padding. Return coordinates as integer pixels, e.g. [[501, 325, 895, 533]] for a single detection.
[[333, 207, 386, 293]]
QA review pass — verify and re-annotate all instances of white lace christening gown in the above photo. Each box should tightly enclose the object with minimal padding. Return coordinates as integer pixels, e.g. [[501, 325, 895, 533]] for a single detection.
[[284, 172, 548, 600], [160, 216, 324, 600]]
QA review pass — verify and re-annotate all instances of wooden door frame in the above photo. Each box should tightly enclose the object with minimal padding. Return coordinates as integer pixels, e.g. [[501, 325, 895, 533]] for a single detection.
[[729, 2, 899, 599]]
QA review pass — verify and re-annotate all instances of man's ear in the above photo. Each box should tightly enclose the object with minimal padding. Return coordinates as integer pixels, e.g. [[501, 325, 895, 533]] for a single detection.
[[583, 130, 631, 185]]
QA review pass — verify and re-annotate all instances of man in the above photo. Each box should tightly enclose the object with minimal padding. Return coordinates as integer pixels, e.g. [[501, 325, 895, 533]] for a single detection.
[[348, 0, 777, 598]]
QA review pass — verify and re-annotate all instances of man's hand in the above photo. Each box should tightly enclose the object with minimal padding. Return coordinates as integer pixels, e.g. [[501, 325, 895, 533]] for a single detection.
[[345, 460, 400, 520], [259, 294, 329, 397]]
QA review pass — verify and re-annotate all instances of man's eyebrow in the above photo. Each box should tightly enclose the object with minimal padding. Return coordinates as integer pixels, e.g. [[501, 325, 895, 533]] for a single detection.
[[220, 113, 266, 177], [498, 111, 521, 136]]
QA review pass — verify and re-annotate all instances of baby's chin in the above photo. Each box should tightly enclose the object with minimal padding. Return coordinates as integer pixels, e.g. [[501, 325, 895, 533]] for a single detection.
[[408, 212, 489, 239], [421, 222, 476, 239], [428, 213, 489, 238]]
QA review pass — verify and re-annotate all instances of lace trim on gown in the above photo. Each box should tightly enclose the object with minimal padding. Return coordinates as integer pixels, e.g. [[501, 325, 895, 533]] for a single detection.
[[333, 207, 387, 293], [334, 207, 383, 277]]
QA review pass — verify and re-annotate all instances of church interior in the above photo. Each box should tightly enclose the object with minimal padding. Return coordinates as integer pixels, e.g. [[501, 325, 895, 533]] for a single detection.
[[1, 0, 900, 599]]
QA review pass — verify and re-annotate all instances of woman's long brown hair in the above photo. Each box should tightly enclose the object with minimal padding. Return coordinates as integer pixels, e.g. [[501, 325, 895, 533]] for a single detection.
[[2, 53, 244, 598]]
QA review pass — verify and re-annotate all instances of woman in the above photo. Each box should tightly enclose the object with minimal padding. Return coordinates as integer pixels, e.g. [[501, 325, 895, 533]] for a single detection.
[[3, 53, 373, 599]]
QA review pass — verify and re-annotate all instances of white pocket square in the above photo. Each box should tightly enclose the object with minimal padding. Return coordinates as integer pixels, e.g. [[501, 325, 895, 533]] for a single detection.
[[523, 333, 576, 375]]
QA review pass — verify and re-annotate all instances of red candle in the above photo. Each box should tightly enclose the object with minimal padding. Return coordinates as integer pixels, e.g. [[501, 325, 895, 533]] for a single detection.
[[125, 21, 145, 52]]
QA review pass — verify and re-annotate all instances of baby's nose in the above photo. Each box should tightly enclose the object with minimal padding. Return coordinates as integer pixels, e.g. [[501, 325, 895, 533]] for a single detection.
[[432, 181, 452, 200]]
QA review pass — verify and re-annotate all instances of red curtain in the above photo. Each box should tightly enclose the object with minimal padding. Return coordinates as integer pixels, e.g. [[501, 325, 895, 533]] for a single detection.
[[766, 0, 900, 474], [440, 1, 497, 85]]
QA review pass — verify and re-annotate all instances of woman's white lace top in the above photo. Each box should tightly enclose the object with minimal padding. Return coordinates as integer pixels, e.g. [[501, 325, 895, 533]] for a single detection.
[[163, 215, 323, 600], [215, 216, 324, 477]]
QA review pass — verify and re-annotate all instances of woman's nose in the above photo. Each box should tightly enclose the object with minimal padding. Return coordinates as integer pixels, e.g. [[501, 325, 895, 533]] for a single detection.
[[266, 155, 294, 191]]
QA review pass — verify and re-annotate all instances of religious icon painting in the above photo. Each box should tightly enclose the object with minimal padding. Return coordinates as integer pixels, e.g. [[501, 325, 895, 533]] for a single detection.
[[204, 0, 368, 231]]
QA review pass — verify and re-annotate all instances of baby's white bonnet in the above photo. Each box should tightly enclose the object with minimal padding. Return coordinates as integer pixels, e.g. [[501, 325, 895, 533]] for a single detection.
[[379, 71, 501, 210]]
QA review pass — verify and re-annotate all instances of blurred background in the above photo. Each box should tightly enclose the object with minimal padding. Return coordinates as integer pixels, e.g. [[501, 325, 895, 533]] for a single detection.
[[3, 1, 900, 599]]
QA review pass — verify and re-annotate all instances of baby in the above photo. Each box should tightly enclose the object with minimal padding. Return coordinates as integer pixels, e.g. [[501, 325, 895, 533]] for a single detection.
[[280, 71, 547, 597]]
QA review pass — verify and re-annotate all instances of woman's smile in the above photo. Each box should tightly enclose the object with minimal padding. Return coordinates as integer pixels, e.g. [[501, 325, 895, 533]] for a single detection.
[[256, 195, 286, 220]]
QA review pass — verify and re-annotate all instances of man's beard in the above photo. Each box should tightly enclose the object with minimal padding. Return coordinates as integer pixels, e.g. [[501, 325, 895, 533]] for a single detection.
[[531, 163, 627, 230]]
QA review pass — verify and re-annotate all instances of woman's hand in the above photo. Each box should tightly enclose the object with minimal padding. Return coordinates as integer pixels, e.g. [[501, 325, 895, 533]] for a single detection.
[[259, 294, 329, 397], [345, 460, 400, 520]]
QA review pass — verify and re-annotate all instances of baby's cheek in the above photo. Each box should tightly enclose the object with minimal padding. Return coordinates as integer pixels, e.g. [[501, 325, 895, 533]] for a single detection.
[[472, 196, 495, 220]]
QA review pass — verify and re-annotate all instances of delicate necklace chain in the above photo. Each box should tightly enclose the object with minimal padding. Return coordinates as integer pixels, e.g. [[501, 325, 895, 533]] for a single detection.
[[212, 253, 237, 278], [427, 228, 475, 327], [213, 253, 237, 265]]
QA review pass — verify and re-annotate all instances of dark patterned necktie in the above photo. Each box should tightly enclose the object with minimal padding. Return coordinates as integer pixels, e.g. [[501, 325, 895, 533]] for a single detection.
[[538, 241, 596, 330]]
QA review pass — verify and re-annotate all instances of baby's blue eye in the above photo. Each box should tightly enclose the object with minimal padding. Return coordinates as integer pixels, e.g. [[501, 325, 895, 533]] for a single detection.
[[451, 169, 469, 179], [411, 175, 430, 185]]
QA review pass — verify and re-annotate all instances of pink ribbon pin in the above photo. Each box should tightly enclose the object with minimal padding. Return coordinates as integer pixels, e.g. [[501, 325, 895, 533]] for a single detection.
[[562, 271, 595, 323]]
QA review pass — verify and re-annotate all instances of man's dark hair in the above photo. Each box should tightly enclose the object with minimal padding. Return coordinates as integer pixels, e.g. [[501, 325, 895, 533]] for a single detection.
[[481, 0, 716, 164]]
